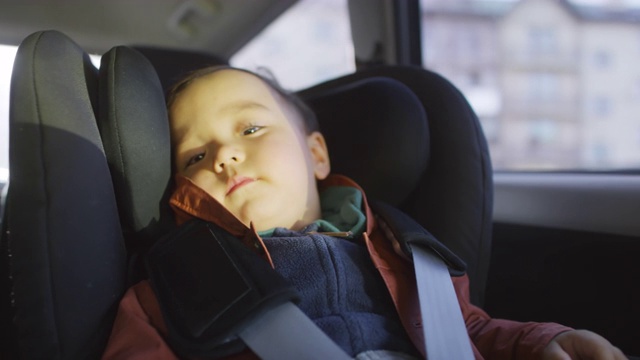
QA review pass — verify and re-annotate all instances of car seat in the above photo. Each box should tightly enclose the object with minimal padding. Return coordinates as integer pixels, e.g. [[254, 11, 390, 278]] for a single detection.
[[1, 30, 492, 359], [298, 67, 493, 307], [129, 49, 494, 308], [0, 30, 172, 359], [125, 50, 494, 307]]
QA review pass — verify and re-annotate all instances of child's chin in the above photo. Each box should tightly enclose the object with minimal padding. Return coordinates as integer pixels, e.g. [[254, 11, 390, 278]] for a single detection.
[[233, 204, 275, 230]]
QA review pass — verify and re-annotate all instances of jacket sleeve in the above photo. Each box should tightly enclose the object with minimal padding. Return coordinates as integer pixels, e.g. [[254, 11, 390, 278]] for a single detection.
[[453, 275, 573, 360], [101, 281, 179, 360]]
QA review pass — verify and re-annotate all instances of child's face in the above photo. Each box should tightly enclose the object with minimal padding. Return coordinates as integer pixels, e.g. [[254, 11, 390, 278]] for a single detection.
[[169, 69, 330, 231]]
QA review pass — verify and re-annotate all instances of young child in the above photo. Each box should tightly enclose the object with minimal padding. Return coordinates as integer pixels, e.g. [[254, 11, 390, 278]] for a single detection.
[[102, 66, 626, 360]]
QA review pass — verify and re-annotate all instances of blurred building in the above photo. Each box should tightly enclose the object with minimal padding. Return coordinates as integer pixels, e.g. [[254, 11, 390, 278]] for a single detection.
[[422, 0, 640, 169]]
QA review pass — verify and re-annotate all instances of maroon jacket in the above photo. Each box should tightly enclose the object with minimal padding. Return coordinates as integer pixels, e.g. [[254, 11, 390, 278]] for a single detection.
[[102, 174, 571, 360]]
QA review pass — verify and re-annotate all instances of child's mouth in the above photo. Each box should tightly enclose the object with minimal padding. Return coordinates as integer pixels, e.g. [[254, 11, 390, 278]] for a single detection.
[[226, 176, 255, 195]]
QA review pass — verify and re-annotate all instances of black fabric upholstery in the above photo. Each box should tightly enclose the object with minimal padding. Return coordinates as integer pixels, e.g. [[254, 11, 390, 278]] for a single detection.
[[98, 46, 173, 244], [303, 77, 428, 206], [3, 31, 127, 359], [300, 66, 493, 306]]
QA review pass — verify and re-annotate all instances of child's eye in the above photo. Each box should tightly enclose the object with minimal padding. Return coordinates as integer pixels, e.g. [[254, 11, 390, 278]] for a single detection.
[[185, 153, 205, 168], [243, 125, 264, 136]]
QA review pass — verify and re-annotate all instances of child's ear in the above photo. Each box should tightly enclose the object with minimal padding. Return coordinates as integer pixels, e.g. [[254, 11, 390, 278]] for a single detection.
[[307, 131, 331, 180]]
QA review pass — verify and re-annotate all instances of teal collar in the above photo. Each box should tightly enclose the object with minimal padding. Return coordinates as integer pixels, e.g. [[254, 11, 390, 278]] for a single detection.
[[259, 186, 366, 238], [314, 186, 366, 237]]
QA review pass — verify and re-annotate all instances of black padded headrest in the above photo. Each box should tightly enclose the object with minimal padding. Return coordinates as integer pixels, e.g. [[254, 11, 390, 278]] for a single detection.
[[301, 66, 493, 306], [98, 46, 173, 242], [300, 77, 429, 206]]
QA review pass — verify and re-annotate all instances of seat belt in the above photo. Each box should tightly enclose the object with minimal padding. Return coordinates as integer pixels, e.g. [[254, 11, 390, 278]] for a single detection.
[[239, 301, 351, 360], [146, 219, 352, 360], [239, 251, 474, 360], [237, 210, 476, 360], [149, 212, 474, 360], [234, 231, 473, 360], [371, 200, 474, 360], [412, 246, 475, 360]]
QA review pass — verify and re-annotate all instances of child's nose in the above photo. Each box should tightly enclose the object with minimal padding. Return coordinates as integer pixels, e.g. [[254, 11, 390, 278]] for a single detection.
[[213, 145, 244, 173]]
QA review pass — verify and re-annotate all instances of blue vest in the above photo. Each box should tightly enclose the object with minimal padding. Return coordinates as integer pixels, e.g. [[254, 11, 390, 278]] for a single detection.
[[263, 224, 419, 357]]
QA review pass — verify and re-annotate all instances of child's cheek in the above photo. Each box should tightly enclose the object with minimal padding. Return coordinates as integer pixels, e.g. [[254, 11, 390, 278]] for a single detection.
[[189, 171, 224, 201]]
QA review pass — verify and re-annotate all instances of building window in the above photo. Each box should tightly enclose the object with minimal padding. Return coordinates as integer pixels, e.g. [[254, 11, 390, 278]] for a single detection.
[[528, 26, 557, 56], [591, 143, 609, 165], [593, 50, 611, 68], [592, 96, 611, 117], [528, 118, 557, 149], [528, 72, 558, 100]]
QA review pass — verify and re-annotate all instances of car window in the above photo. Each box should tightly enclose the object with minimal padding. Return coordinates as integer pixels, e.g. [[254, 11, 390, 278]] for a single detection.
[[231, 0, 354, 91], [3, 0, 638, 175], [421, 0, 640, 171], [0, 45, 16, 184]]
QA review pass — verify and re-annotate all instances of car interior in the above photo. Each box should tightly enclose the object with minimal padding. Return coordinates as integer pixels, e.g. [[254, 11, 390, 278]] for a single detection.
[[0, 0, 638, 359]]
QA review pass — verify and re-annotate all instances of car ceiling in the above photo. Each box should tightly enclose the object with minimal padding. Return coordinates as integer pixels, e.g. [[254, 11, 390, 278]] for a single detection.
[[0, 0, 298, 58]]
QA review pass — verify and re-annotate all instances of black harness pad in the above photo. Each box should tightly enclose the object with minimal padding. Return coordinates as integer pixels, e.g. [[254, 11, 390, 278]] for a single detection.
[[371, 201, 467, 276], [145, 219, 299, 358]]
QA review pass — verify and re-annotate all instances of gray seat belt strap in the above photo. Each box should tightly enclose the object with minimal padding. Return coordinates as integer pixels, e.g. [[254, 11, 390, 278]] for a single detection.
[[413, 246, 475, 360], [238, 301, 352, 360]]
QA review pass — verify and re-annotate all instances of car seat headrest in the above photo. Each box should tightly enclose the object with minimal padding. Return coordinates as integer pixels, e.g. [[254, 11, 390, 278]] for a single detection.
[[98, 46, 173, 242], [300, 77, 429, 206]]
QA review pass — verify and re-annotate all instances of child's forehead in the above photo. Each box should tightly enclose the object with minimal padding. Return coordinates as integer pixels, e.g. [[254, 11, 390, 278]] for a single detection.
[[169, 69, 304, 135], [176, 69, 301, 121], [190, 69, 274, 97], [170, 70, 276, 119]]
